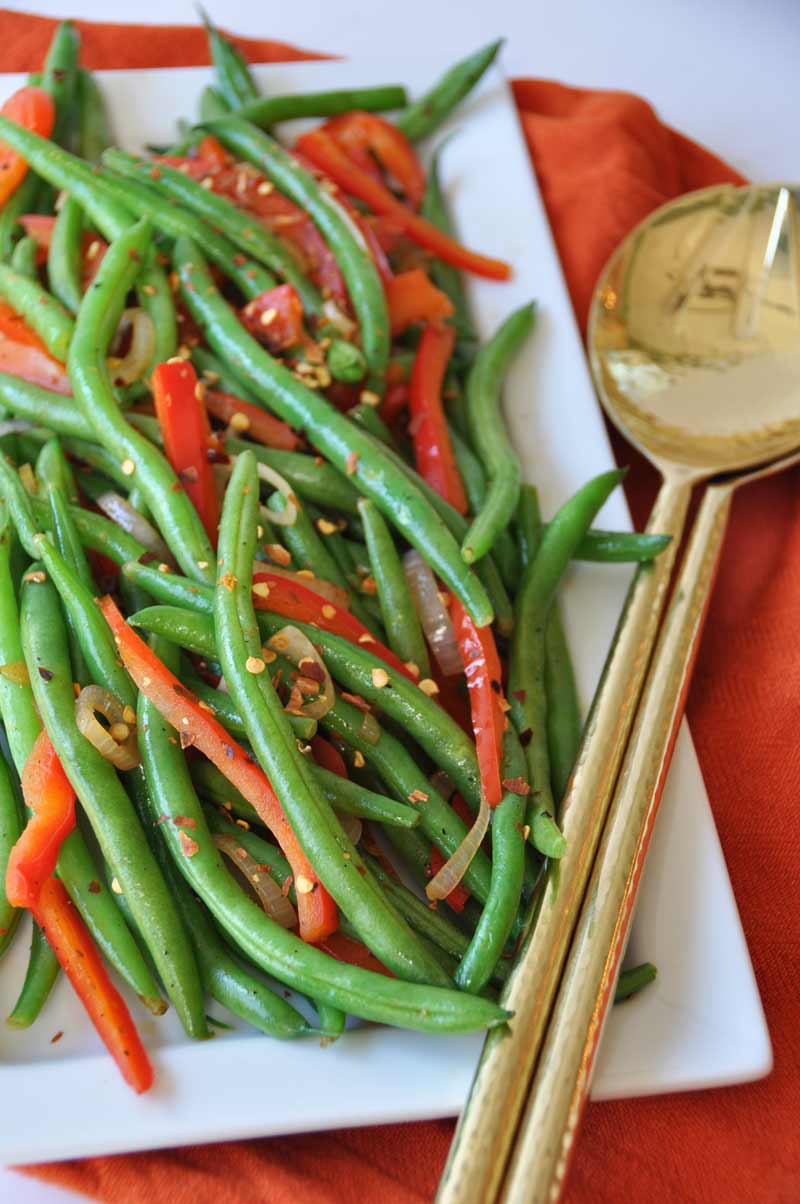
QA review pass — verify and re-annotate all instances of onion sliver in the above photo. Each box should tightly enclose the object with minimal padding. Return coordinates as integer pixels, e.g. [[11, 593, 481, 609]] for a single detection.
[[75, 684, 140, 769], [213, 832, 297, 928], [402, 548, 463, 677], [108, 307, 155, 386], [266, 624, 335, 721], [425, 795, 490, 902], [95, 490, 174, 565]]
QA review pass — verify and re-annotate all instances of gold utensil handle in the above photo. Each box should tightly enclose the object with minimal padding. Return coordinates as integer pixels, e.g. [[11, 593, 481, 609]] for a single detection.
[[435, 473, 692, 1204], [500, 480, 733, 1204]]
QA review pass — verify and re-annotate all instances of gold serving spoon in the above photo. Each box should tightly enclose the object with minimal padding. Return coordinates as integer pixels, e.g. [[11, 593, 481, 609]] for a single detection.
[[436, 182, 800, 1204]]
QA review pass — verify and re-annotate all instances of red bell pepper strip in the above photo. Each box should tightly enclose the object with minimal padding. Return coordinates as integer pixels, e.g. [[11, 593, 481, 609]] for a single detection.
[[323, 111, 426, 208], [251, 569, 418, 682], [5, 730, 76, 910], [0, 300, 71, 392], [239, 283, 306, 353], [311, 735, 349, 779], [152, 358, 220, 545], [450, 598, 506, 807], [408, 323, 467, 514], [18, 216, 108, 288], [295, 129, 511, 281], [100, 596, 338, 944], [319, 930, 393, 977], [0, 86, 55, 205], [32, 877, 153, 1093], [380, 381, 408, 425], [385, 269, 454, 336], [203, 387, 300, 451]]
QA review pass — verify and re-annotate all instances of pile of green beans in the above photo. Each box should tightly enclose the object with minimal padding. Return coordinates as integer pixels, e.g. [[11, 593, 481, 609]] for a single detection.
[[0, 21, 669, 1077]]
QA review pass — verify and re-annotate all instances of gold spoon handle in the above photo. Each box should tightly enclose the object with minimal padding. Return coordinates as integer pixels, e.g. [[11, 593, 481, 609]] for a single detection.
[[435, 473, 692, 1204], [500, 480, 734, 1204]]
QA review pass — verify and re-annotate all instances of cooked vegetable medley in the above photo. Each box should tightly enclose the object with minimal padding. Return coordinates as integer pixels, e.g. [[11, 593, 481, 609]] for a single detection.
[[0, 19, 664, 1092]]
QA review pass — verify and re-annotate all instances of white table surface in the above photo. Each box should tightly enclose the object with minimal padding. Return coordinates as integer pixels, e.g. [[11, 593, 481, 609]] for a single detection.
[[1, 1, 797, 1201]]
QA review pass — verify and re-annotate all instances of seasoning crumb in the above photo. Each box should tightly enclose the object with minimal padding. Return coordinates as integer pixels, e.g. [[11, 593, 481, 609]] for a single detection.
[[50, 1031, 64, 1045], [37, 666, 54, 681], [265, 544, 291, 566], [252, 581, 271, 599], [357, 632, 375, 645], [408, 788, 429, 803], [418, 678, 439, 696], [353, 750, 365, 769], [321, 604, 336, 619], [88, 879, 101, 894], [360, 390, 380, 407], [295, 875, 315, 895], [23, 570, 47, 584], [404, 661, 420, 678], [111, 878, 123, 894], [178, 830, 200, 858], [316, 517, 337, 536], [120, 458, 136, 477], [246, 656, 266, 675], [219, 572, 238, 592], [360, 575, 377, 595], [371, 667, 390, 689], [502, 777, 531, 796], [230, 411, 250, 432], [345, 451, 359, 476], [173, 814, 198, 829]]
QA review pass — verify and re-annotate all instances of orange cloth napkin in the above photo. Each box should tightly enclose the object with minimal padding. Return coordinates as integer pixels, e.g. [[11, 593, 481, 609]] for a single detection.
[[4, 10, 797, 1203]]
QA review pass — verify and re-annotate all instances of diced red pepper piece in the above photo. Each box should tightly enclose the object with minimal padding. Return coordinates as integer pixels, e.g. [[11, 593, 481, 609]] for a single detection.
[[251, 569, 418, 682], [450, 598, 506, 807], [408, 322, 467, 514], [311, 735, 349, 779], [100, 597, 338, 944], [152, 358, 220, 545], [428, 846, 470, 912], [323, 111, 426, 209], [5, 730, 76, 910], [319, 930, 393, 976], [0, 86, 55, 205], [239, 283, 305, 353], [203, 387, 300, 451], [295, 129, 511, 281], [32, 877, 153, 1093], [386, 269, 454, 336]]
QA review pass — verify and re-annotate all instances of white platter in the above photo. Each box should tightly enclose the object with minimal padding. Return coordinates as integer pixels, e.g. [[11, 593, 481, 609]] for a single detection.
[[0, 56, 771, 1167]]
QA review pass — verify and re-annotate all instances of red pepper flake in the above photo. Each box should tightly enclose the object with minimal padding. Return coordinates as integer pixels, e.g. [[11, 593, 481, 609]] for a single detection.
[[173, 814, 198, 829], [298, 657, 325, 684], [408, 788, 429, 804], [345, 451, 359, 476], [511, 689, 527, 704], [360, 575, 377, 595], [88, 879, 101, 894], [178, 830, 200, 858], [281, 875, 294, 897], [155, 814, 170, 825], [502, 777, 531, 796], [179, 730, 196, 750], [341, 691, 370, 713], [37, 666, 54, 681], [50, 1030, 64, 1044], [265, 544, 291, 567], [219, 572, 238, 592]]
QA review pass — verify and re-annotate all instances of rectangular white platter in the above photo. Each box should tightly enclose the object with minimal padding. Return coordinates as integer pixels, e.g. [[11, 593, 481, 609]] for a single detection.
[[0, 55, 771, 1167]]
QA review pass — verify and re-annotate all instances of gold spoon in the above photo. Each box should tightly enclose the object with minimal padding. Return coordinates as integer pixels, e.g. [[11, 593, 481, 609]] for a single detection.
[[436, 182, 800, 1204]]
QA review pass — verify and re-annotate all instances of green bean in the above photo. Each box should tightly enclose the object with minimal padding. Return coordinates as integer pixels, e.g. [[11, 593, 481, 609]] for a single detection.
[[463, 302, 535, 565], [509, 469, 625, 856], [0, 374, 89, 439], [215, 451, 451, 984], [544, 604, 582, 802], [67, 221, 215, 583], [0, 750, 22, 960], [326, 338, 368, 384], [48, 197, 83, 314], [239, 85, 409, 127], [0, 504, 45, 773], [6, 924, 60, 1028], [38, 444, 88, 568], [191, 345, 260, 400], [138, 636, 507, 1032], [572, 528, 672, 563], [97, 164, 275, 300], [0, 263, 74, 362], [0, 174, 40, 262], [175, 238, 493, 625], [10, 235, 38, 279], [421, 145, 477, 347], [198, 118, 390, 388], [21, 571, 208, 1036], [131, 254, 177, 387], [448, 423, 519, 587], [150, 810, 312, 1039], [75, 68, 112, 163], [42, 21, 80, 148], [302, 501, 383, 636], [181, 664, 316, 743], [358, 498, 430, 676], [200, 7, 259, 108], [347, 402, 393, 444], [395, 40, 503, 142], [362, 854, 470, 964], [615, 962, 657, 1002], [31, 495, 147, 567], [267, 491, 348, 590], [104, 149, 319, 314], [257, 609, 483, 808], [225, 435, 360, 514], [455, 731, 529, 992], [199, 85, 231, 123]]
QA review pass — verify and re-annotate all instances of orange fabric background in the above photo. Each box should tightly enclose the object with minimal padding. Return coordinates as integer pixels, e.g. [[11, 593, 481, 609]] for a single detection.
[[2, 9, 797, 1203]]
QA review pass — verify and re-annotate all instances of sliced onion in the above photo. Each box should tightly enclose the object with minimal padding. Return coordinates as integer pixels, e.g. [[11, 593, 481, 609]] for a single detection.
[[94, 491, 174, 565], [426, 795, 490, 902], [266, 624, 334, 721], [358, 709, 381, 746], [107, 307, 155, 386], [216, 457, 298, 527], [402, 549, 464, 677], [336, 811, 363, 846], [255, 565, 351, 610], [0, 660, 30, 685], [75, 684, 140, 770], [213, 832, 297, 928]]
